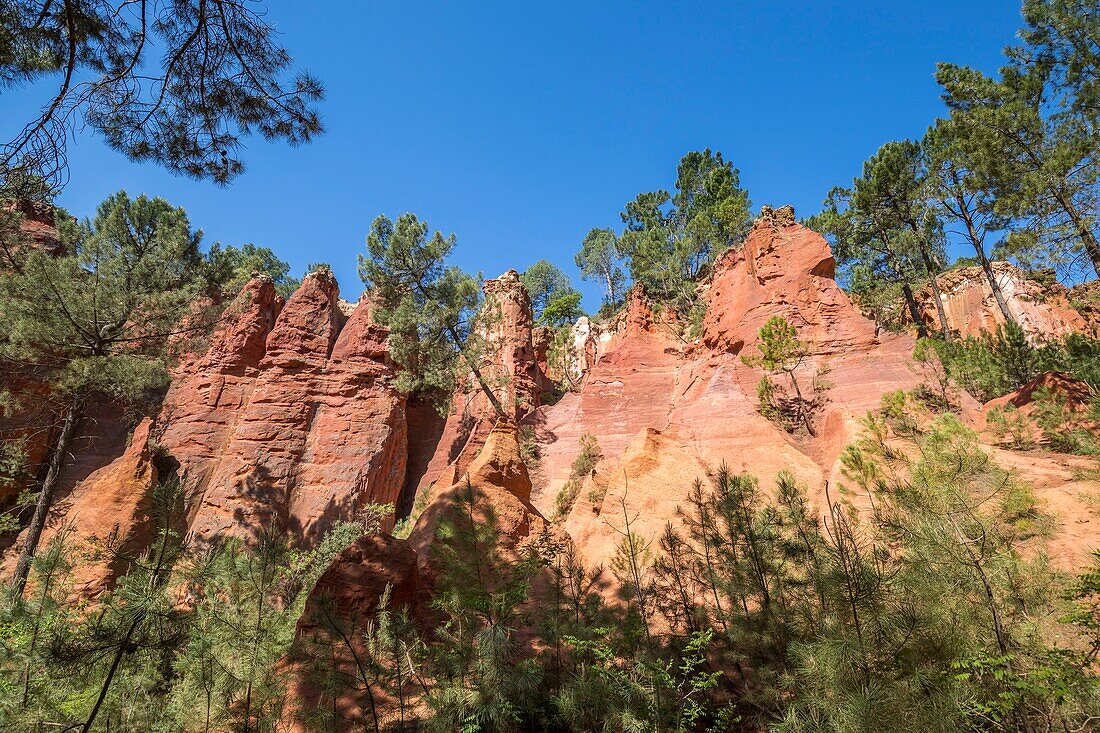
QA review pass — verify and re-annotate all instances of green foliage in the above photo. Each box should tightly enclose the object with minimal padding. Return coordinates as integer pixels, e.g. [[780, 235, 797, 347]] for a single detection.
[[521, 260, 583, 326], [1033, 386, 1100, 455], [359, 213, 501, 414], [743, 316, 819, 435], [986, 403, 1039, 450], [575, 227, 627, 312], [618, 149, 751, 315], [1, 0, 323, 187], [809, 140, 947, 337], [205, 241, 300, 299], [6, 412, 1100, 732], [937, 5, 1100, 281], [0, 190, 213, 407], [553, 434, 601, 519], [541, 291, 584, 329], [928, 323, 1100, 402], [419, 480, 553, 732]]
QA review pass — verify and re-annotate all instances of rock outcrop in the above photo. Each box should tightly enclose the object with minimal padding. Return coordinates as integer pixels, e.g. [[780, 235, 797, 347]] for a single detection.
[[918, 263, 1087, 341], [408, 421, 558, 569], [2, 417, 159, 598], [3, 200, 64, 256], [533, 212, 924, 569], [4, 199, 1098, 624], [411, 270, 553, 499], [702, 210, 878, 355], [158, 272, 408, 547], [283, 534, 423, 733]]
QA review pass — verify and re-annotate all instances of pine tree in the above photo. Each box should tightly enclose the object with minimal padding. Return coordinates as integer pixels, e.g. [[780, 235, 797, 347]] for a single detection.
[[938, 23, 1100, 280], [742, 316, 818, 436], [1, 191, 213, 598], [359, 213, 506, 418], [1, 0, 323, 189], [923, 120, 1018, 325]]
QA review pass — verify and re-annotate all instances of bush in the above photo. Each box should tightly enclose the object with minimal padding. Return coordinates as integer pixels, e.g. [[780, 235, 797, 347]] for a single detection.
[[985, 404, 1037, 450], [553, 434, 601, 519], [929, 324, 1100, 402]]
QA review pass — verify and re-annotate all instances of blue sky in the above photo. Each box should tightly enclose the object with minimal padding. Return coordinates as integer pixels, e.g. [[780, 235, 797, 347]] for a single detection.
[[2, 1, 1023, 309]]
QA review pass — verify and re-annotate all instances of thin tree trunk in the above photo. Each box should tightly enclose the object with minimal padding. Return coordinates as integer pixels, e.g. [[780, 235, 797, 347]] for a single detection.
[[81, 614, 143, 733], [876, 225, 928, 338], [900, 280, 929, 338], [918, 244, 952, 339], [1057, 191, 1100, 279], [447, 323, 507, 419], [786, 370, 817, 437], [947, 177, 1016, 325], [9, 395, 82, 600], [968, 229, 1016, 326]]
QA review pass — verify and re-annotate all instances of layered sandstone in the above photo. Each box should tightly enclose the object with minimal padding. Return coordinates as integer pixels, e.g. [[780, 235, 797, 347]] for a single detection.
[[159, 272, 407, 547], [918, 263, 1087, 341], [534, 212, 924, 569]]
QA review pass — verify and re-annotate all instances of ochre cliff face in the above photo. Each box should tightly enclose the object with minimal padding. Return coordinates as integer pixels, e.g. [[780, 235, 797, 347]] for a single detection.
[[702, 214, 878, 355], [3, 200, 65, 256], [4, 204, 1099, 607], [918, 263, 1088, 341], [532, 216, 929, 570], [2, 417, 158, 599], [412, 269, 554, 498], [158, 271, 408, 547]]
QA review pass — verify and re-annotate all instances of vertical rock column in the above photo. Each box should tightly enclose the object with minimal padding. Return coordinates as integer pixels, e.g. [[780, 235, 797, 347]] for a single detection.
[[187, 271, 345, 544]]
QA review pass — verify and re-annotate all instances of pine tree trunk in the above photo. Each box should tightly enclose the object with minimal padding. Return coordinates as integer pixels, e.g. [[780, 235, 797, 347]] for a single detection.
[[948, 181, 1016, 326], [447, 323, 506, 419], [81, 613, 144, 733], [900, 280, 929, 338], [1058, 192, 1100, 279], [918, 245, 952, 339], [9, 394, 82, 600], [974, 245, 1015, 326]]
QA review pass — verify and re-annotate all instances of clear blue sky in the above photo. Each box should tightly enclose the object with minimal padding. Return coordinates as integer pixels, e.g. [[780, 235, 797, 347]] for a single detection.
[[2, 1, 1024, 310]]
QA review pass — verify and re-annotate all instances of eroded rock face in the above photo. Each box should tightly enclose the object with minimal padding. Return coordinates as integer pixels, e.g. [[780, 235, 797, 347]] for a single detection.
[[2, 418, 158, 599], [408, 422, 559, 570], [702, 214, 878, 355], [159, 272, 407, 547], [532, 213, 923, 570], [918, 264, 1087, 341], [155, 277, 283, 495], [282, 422, 562, 732], [3, 200, 64, 256], [0, 203, 69, 504], [411, 271, 553, 498]]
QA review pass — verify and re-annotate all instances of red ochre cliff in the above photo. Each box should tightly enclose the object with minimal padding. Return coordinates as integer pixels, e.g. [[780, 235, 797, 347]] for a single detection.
[[2, 206, 1097, 615]]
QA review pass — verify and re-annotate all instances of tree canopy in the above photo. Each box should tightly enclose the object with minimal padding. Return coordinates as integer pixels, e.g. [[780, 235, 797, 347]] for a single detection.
[[521, 259, 583, 326], [1, 0, 323, 193], [618, 149, 752, 308], [358, 213, 504, 416], [1, 190, 217, 596]]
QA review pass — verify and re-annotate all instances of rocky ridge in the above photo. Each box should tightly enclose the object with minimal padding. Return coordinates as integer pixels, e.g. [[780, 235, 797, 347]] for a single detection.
[[2, 207, 1098, 608]]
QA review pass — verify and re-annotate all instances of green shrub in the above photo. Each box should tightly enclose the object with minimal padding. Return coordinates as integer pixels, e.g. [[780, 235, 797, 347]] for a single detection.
[[985, 404, 1037, 450], [1033, 387, 1100, 456], [927, 324, 1100, 403], [553, 434, 601, 519]]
